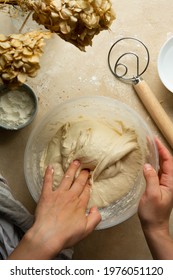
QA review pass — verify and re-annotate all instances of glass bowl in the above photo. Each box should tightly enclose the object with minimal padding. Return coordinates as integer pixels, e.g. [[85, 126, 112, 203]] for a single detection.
[[24, 96, 158, 229]]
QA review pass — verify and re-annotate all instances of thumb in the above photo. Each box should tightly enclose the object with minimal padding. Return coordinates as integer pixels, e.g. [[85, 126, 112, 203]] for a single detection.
[[143, 163, 160, 195], [85, 206, 101, 235]]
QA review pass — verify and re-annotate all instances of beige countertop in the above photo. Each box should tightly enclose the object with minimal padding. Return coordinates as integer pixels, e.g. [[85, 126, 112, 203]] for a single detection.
[[0, 1, 173, 259]]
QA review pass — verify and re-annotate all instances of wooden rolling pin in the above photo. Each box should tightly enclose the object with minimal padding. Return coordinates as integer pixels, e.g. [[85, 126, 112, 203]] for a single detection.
[[133, 78, 173, 149]]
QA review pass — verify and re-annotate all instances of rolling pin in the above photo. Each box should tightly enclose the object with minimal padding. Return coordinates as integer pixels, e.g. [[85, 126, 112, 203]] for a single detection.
[[133, 78, 173, 149]]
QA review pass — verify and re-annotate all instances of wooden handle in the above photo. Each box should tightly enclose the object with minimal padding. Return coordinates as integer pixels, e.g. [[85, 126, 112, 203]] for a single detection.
[[133, 79, 173, 149]]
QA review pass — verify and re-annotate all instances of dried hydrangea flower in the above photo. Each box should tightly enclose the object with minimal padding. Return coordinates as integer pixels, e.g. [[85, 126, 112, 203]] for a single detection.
[[0, 30, 51, 84], [17, 0, 116, 51]]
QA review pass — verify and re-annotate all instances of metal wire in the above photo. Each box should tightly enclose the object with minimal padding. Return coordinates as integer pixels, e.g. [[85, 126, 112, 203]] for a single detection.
[[108, 37, 150, 84]]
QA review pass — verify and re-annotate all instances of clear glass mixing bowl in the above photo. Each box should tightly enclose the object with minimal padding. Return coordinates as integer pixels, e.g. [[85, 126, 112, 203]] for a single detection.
[[24, 96, 158, 229]]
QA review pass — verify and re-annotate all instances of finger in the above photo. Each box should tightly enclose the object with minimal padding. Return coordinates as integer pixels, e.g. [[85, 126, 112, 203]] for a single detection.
[[143, 163, 160, 196], [155, 138, 173, 189], [155, 137, 172, 160], [155, 137, 173, 171], [41, 165, 54, 195], [85, 206, 101, 236], [78, 184, 91, 207], [59, 160, 80, 190], [70, 169, 90, 196]]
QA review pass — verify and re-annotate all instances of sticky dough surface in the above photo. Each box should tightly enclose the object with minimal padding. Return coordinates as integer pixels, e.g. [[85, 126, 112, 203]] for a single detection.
[[40, 119, 142, 208]]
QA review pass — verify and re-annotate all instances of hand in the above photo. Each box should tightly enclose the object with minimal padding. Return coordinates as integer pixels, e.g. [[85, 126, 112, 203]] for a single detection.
[[34, 160, 101, 256], [138, 137, 173, 234], [8, 161, 101, 259]]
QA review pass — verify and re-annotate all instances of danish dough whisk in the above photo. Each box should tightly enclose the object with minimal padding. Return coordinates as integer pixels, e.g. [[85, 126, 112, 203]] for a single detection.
[[108, 37, 173, 149]]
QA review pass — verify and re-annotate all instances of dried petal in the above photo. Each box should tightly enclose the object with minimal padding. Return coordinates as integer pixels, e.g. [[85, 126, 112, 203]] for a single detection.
[[13, 60, 24, 68], [0, 34, 7, 41], [23, 47, 33, 56], [0, 41, 11, 49], [17, 72, 27, 83], [4, 53, 13, 62], [59, 21, 71, 34], [27, 55, 40, 63], [11, 39, 22, 48]]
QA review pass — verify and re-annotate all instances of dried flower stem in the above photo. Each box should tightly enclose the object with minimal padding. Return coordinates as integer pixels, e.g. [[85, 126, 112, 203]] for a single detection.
[[19, 10, 32, 33]]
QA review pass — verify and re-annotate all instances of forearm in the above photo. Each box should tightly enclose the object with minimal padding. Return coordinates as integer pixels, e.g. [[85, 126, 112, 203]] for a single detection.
[[142, 228, 173, 260], [8, 227, 63, 260]]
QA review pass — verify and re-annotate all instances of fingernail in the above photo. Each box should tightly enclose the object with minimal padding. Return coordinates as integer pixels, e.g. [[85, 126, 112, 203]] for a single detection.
[[90, 206, 98, 212], [144, 163, 152, 171], [73, 160, 80, 166], [48, 165, 54, 174]]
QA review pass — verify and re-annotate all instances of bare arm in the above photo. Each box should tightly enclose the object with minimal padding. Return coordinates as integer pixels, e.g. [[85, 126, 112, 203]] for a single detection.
[[8, 161, 101, 260], [138, 138, 173, 260]]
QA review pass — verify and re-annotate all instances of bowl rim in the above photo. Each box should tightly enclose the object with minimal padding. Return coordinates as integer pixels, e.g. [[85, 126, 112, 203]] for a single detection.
[[0, 83, 38, 130], [157, 36, 173, 93]]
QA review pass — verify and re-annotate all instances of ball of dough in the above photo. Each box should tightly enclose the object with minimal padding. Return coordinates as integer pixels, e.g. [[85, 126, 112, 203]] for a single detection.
[[40, 118, 142, 208]]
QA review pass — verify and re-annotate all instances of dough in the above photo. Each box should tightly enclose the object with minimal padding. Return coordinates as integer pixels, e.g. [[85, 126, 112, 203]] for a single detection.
[[40, 118, 143, 208]]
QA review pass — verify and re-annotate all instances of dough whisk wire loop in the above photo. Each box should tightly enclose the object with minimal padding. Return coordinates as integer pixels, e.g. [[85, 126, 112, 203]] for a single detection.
[[107, 37, 173, 149], [108, 37, 150, 84]]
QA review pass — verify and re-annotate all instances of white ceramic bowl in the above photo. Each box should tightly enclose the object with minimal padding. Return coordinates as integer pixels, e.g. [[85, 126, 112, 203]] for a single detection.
[[24, 96, 158, 229], [158, 37, 173, 92]]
